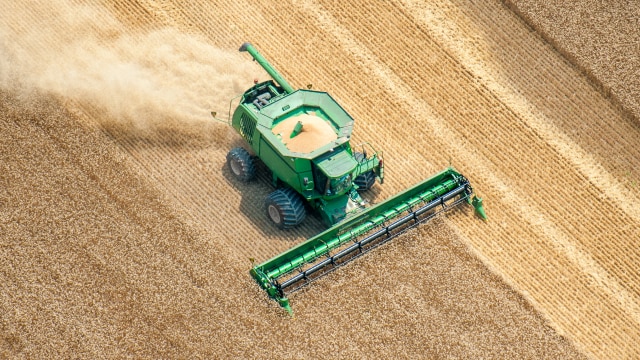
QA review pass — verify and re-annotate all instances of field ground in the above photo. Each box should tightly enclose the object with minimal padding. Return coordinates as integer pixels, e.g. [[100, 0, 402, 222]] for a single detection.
[[506, 0, 640, 121], [1, 0, 639, 358]]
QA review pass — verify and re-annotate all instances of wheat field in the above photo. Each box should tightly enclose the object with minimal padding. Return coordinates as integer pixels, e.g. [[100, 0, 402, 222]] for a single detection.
[[1, 0, 639, 358]]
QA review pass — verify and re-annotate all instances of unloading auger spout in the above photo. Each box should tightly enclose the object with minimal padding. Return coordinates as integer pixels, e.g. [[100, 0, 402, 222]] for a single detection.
[[239, 42, 295, 94]]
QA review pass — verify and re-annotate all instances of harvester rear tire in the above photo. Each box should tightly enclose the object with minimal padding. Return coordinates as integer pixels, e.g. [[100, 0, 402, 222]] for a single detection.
[[265, 188, 306, 229], [227, 147, 255, 182], [354, 152, 376, 191]]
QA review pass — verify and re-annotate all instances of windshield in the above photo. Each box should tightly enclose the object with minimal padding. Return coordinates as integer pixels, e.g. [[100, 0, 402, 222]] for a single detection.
[[329, 174, 352, 195]]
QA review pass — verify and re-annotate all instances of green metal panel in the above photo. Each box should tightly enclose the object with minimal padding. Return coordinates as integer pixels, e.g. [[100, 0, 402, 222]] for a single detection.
[[258, 138, 300, 191], [313, 148, 358, 178], [292, 157, 312, 173], [317, 191, 358, 225], [297, 171, 315, 197]]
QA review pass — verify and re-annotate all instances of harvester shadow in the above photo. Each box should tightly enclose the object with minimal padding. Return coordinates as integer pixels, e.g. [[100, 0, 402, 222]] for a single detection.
[[221, 157, 327, 249], [100, 120, 234, 151], [358, 183, 384, 205]]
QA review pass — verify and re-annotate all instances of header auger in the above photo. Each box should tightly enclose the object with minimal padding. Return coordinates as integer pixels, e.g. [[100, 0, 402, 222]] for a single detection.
[[219, 42, 486, 315]]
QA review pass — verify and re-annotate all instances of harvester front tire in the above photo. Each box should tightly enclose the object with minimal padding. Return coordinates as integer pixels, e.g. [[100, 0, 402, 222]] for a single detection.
[[354, 152, 376, 191], [354, 171, 376, 191], [265, 188, 306, 229], [227, 147, 255, 182]]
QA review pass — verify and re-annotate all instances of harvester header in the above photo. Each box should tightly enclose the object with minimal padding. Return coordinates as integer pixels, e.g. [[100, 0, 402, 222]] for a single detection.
[[218, 42, 486, 315]]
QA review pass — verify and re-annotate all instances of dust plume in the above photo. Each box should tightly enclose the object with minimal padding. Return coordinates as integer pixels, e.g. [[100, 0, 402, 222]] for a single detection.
[[0, 1, 259, 133]]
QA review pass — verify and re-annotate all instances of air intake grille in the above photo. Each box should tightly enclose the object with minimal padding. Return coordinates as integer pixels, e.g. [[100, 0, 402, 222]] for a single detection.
[[239, 113, 256, 144]]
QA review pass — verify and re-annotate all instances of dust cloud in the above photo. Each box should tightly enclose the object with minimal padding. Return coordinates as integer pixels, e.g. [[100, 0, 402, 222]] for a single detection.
[[0, 1, 259, 133]]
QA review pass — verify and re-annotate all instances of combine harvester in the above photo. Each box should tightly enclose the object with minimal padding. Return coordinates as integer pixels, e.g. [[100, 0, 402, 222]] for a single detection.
[[218, 43, 486, 314]]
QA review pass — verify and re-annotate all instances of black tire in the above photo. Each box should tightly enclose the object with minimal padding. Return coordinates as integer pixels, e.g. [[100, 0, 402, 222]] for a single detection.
[[265, 188, 306, 229], [227, 147, 255, 182], [354, 171, 376, 191], [354, 151, 376, 191]]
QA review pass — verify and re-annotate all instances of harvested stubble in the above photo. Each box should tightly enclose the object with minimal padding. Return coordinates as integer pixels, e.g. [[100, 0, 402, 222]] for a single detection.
[[0, 90, 585, 358]]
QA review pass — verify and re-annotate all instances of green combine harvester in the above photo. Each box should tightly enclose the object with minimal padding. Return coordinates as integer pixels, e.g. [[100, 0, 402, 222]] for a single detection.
[[219, 43, 486, 314]]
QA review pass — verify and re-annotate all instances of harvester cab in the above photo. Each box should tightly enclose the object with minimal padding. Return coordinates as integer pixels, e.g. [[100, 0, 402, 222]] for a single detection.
[[219, 42, 486, 315]]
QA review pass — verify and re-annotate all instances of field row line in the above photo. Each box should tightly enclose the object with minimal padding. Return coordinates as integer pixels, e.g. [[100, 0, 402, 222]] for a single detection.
[[290, 0, 639, 357]]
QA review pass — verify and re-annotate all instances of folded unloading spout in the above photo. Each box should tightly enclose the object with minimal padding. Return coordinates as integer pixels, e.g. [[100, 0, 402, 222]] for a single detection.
[[239, 42, 295, 94]]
